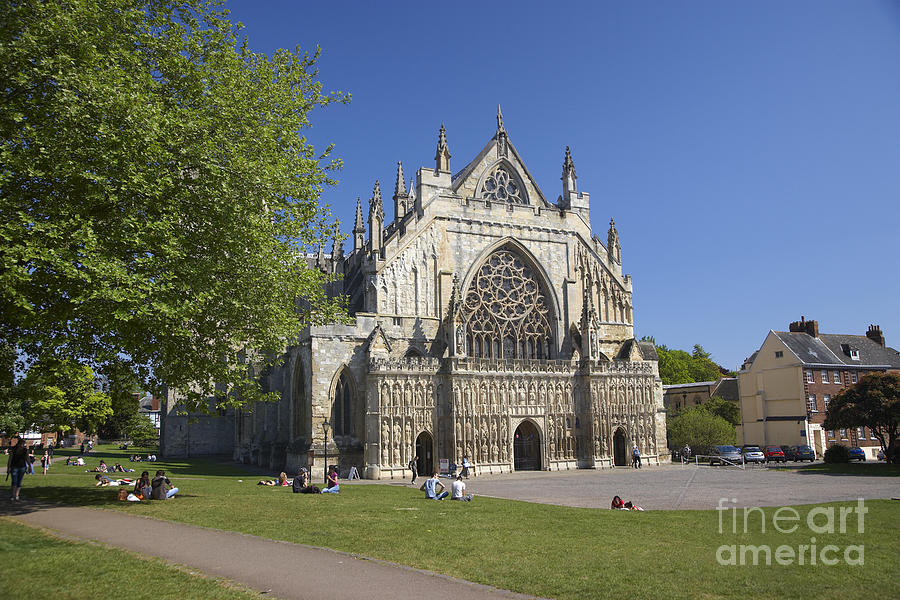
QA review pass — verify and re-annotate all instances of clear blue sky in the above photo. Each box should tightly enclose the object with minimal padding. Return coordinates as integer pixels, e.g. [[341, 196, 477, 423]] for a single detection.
[[225, 1, 900, 371]]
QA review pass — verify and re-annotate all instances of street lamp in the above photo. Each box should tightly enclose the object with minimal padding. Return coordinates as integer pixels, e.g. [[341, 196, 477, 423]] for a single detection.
[[322, 419, 330, 484]]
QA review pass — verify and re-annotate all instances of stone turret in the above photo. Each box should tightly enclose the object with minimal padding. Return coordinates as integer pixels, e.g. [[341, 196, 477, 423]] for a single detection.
[[368, 181, 384, 254], [435, 124, 451, 174], [353, 197, 365, 252], [393, 161, 407, 219], [608, 219, 621, 264]]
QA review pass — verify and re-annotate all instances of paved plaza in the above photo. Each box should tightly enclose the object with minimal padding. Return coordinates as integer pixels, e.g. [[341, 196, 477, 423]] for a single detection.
[[458, 463, 900, 510]]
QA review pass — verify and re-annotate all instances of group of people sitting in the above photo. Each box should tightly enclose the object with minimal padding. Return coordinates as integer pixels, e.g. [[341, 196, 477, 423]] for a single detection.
[[65, 456, 86, 466], [257, 465, 340, 494], [419, 472, 473, 501], [129, 454, 157, 462], [610, 495, 644, 511], [88, 460, 135, 473]]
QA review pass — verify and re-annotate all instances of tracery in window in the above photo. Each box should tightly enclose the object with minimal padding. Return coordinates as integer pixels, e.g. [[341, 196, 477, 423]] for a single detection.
[[480, 165, 527, 204], [461, 249, 553, 359]]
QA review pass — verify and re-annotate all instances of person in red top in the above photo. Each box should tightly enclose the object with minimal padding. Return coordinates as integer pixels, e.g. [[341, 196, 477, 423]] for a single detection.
[[611, 495, 625, 509]]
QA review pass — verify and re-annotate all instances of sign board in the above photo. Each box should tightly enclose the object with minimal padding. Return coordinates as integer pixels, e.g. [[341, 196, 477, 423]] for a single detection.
[[439, 458, 449, 475]]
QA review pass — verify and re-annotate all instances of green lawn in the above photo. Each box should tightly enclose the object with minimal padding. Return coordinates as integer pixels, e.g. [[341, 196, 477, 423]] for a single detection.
[[14, 445, 900, 600], [0, 518, 264, 599], [792, 462, 900, 477]]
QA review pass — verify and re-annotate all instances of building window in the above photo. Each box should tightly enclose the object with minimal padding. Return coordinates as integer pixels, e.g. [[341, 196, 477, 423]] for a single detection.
[[871, 430, 878, 440], [806, 370, 814, 384], [839, 429, 848, 440], [775, 351, 783, 358], [851, 372, 858, 384], [333, 371, 352, 437], [850, 349, 860, 360], [821, 371, 829, 384], [827, 430, 835, 440], [807, 395, 817, 413], [480, 164, 528, 205], [823, 394, 830, 410], [833, 371, 841, 384], [857, 427, 865, 440]]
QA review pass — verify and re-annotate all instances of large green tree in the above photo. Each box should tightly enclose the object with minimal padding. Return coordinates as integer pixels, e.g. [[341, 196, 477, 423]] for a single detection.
[[651, 342, 729, 385], [667, 406, 736, 455], [1, 0, 348, 413], [21, 358, 113, 436], [0, 344, 25, 436], [825, 372, 900, 464]]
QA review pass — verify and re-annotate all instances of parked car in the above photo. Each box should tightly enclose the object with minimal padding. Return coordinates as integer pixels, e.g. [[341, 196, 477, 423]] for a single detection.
[[780, 445, 798, 461], [848, 447, 867, 461], [709, 445, 743, 466], [795, 445, 816, 462], [742, 446, 765, 463], [764, 446, 786, 462]]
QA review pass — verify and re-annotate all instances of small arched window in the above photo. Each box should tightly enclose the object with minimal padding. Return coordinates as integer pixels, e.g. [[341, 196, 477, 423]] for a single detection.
[[333, 371, 352, 437], [480, 164, 528, 205]]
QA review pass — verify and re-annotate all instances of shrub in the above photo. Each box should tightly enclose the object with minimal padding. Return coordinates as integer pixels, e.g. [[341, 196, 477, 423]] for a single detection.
[[824, 444, 851, 463]]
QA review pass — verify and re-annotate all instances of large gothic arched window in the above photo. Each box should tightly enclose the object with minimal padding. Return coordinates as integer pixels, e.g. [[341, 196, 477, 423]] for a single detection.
[[461, 249, 554, 359]]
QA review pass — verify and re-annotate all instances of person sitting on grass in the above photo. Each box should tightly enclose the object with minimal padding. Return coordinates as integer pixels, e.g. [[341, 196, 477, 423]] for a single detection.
[[450, 474, 473, 501], [134, 471, 152, 499], [150, 470, 178, 499], [611, 495, 625, 509], [420, 472, 448, 500], [320, 465, 340, 493], [91, 460, 109, 473]]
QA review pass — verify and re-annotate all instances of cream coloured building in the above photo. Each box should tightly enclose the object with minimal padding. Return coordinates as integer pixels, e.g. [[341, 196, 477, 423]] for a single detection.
[[737, 318, 899, 458], [162, 110, 667, 478]]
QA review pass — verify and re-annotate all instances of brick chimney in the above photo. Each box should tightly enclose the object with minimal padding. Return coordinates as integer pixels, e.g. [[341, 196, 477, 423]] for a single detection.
[[789, 316, 819, 338], [866, 325, 885, 347]]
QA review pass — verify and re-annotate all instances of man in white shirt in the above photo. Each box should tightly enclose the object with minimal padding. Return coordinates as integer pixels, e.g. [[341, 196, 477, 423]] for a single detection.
[[450, 474, 472, 501]]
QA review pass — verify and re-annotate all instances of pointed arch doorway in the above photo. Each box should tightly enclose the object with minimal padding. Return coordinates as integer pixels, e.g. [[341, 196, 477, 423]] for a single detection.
[[415, 431, 433, 475], [613, 428, 627, 466], [513, 421, 542, 471]]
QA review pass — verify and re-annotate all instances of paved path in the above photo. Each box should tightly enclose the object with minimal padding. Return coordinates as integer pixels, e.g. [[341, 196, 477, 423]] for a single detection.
[[0, 500, 538, 600]]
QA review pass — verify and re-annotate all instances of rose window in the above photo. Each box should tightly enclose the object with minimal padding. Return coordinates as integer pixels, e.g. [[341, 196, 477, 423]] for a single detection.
[[461, 250, 553, 359], [480, 166, 527, 204]]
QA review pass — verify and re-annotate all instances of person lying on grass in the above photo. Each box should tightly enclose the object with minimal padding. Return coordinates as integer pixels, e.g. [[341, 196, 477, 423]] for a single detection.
[[95, 475, 135, 487], [258, 472, 290, 486]]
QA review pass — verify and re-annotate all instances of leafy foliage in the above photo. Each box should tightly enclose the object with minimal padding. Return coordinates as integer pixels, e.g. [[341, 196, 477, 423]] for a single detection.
[[825, 372, 900, 464], [0, 0, 349, 413], [703, 395, 740, 426], [647, 341, 731, 385], [666, 406, 736, 455], [0, 344, 25, 435], [823, 444, 851, 464], [20, 358, 112, 435]]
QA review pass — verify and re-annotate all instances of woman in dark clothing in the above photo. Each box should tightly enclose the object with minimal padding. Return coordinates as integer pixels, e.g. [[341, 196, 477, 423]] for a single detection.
[[6, 437, 28, 501]]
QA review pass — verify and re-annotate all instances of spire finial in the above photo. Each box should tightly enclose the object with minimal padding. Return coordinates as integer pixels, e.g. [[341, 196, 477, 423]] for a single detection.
[[563, 146, 576, 178], [354, 197, 364, 231], [497, 104, 505, 134], [435, 124, 451, 172], [394, 161, 406, 197]]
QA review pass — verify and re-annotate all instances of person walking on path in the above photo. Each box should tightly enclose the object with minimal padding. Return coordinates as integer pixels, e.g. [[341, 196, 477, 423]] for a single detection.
[[408, 456, 418, 484], [420, 472, 448, 500], [631, 445, 641, 469], [6, 436, 28, 501], [41, 451, 50, 475], [25, 447, 36, 475]]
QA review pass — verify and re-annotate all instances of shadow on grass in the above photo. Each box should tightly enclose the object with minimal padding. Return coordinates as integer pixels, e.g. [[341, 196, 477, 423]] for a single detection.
[[792, 462, 900, 477]]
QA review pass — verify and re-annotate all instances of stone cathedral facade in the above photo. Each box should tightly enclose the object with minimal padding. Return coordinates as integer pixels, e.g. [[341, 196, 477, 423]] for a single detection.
[[161, 110, 667, 479]]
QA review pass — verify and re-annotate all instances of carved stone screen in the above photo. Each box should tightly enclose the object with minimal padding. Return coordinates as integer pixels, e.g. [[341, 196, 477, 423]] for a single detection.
[[461, 250, 553, 359]]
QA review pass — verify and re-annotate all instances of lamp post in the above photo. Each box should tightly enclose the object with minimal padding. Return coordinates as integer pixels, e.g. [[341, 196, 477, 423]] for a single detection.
[[322, 419, 330, 485]]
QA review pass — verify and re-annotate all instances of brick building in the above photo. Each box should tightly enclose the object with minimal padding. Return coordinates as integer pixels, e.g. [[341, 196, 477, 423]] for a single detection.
[[737, 318, 900, 458]]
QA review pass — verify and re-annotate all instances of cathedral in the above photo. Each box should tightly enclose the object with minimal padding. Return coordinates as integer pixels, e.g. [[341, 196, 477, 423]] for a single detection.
[[161, 109, 667, 479]]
